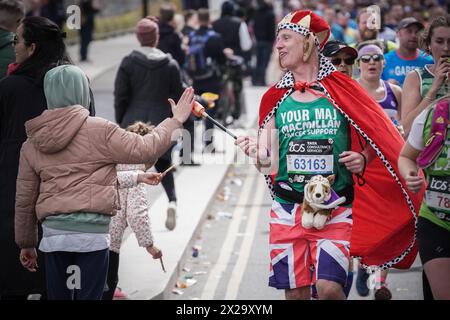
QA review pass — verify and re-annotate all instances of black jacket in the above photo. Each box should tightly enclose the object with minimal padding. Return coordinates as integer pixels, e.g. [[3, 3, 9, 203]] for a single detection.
[[80, 0, 100, 27], [181, 25, 196, 37], [158, 23, 185, 67], [212, 16, 242, 56], [114, 48, 183, 158], [183, 0, 209, 10], [253, 4, 276, 43], [26, 0, 66, 29], [0, 74, 47, 297], [41, 0, 67, 29], [190, 26, 226, 94], [114, 48, 183, 126]]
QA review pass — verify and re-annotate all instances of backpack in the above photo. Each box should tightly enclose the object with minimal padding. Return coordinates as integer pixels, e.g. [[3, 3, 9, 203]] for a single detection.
[[186, 30, 216, 80]]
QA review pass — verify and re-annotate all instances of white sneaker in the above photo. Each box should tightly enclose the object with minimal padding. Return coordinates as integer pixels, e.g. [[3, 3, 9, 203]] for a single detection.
[[165, 201, 177, 231]]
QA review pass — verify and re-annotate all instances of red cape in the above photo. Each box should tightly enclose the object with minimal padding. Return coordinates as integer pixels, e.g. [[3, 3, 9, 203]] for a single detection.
[[259, 71, 424, 269]]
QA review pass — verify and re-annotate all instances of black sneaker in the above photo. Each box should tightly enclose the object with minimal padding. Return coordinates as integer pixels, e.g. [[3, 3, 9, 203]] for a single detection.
[[356, 267, 370, 297]]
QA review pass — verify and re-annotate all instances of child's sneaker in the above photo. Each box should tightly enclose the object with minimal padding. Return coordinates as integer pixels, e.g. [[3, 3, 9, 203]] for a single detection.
[[165, 201, 177, 231], [113, 287, 128, 299]]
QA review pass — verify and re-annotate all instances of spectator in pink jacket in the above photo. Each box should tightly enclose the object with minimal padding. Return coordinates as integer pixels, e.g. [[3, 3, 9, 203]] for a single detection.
[[103, 121, 164, 300], [15, 65, 194, 300]]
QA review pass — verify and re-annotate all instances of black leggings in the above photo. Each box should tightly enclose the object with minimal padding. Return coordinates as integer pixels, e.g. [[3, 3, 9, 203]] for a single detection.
[[417, 216, 450, 264], [155, 157, 177, 203], [417, 216, 450, 300]]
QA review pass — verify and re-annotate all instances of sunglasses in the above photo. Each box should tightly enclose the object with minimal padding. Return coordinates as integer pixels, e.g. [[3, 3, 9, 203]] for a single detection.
[[330, 57, 355, 66], [13, 34, 19, 46], [359, 54, 383, 63]]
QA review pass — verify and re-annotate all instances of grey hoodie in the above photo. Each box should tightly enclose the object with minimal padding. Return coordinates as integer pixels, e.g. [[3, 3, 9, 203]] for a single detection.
[[132, 46, 171, 69], [114, 45, 184, 132]]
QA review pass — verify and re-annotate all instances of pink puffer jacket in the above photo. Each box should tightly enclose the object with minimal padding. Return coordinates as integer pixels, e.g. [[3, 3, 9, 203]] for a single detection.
[[15, 106, 182, 248]]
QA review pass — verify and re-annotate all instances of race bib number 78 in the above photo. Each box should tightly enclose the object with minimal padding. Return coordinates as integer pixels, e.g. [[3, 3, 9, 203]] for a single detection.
[[425, 176, 450, 212]]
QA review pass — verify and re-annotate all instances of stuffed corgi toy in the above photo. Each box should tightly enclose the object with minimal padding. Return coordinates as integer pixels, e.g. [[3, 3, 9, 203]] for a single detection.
[[301, 174, 346, 229]]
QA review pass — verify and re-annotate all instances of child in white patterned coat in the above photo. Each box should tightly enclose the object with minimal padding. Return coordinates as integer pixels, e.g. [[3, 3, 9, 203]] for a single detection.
[[103, 121, 164, 300]]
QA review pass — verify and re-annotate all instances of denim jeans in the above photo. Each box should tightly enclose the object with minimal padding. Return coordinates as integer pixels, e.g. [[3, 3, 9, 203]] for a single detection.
[[45, 249, 109, 300]]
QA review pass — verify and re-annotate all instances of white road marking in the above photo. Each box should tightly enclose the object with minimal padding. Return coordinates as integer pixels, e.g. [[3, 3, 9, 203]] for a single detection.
[[200, 170, 258, 299], [225, 177, 266, 299]]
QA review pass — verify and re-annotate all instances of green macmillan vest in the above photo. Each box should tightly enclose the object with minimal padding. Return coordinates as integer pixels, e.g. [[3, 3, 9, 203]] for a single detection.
[[274, 96, 353, 204], [421, 106, 450, 231], [417, 66, 449, 101]]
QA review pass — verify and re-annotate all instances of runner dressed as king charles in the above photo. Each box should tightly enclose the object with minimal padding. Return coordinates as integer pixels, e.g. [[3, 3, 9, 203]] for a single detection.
[[236, 10, 424, 300]]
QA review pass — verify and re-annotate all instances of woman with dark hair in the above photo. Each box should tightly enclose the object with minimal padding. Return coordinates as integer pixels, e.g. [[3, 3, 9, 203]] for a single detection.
[[402, 15, 450, 137], [9, 16, 68, 80], [0, 16, 69, 300]]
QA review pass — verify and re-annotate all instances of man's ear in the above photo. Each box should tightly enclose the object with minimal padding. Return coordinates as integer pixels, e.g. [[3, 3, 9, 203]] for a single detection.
[[302, 34, 315, 62]]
